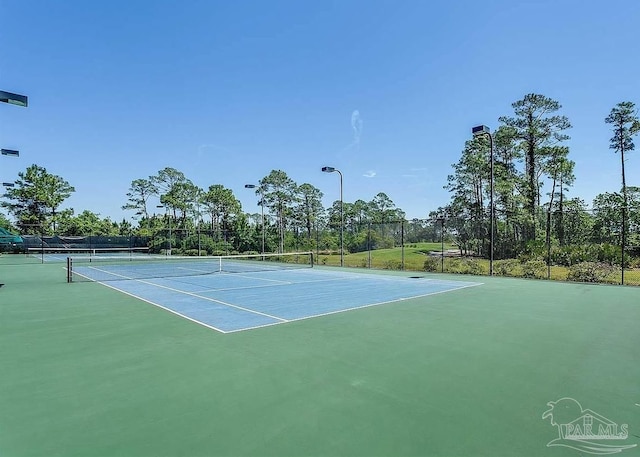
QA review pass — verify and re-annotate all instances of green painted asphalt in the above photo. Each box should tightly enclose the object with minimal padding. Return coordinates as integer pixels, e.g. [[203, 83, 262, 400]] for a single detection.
[[1, 258, 639, 456]]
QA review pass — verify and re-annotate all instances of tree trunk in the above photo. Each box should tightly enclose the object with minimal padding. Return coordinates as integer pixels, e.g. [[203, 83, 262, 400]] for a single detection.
[[621, 139, 627, 284]]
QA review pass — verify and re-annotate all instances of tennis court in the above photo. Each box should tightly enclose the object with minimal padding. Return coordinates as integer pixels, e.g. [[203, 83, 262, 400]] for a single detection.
[[70, 255, 481, 332], [1, 254, 639, 456]]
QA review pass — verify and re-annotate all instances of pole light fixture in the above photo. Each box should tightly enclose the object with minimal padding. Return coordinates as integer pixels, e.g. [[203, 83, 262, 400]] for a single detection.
[[245, 184, 266, 254], [0, 90, 28, 107], [471, 125, 490, 135], [472, 124, 494, 276], [321, 166, 343, 267], [2, 90, 27, 195], [2, 182, 14, 187]]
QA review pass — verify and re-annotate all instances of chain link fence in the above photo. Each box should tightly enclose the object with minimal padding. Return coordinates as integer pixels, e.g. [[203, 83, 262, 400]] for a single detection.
[[312, 214, 640, 286], [3, 211, 639, 286]]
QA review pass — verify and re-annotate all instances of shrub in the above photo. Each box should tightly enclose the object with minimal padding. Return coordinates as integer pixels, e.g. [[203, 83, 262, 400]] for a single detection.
[[183, 249, 207, 256], [383, 260, 403, 270], [547, 243, 630, 267], [423, 256, 440, 272], [494, 259, 520, 277], [567, 262, 617, 283], [447, 258, 484, 275], [521, 240, 546, 261], [596, 243, 621, 266], [517, 253, 544, 264], [521, 260, 547, 279], [464, 258, 485, 275], [550, 245, 590, 266]]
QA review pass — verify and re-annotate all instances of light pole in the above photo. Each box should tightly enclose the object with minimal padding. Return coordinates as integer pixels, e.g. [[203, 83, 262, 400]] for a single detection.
[[194, 189, 202, 256], [157, 204, 171, 255], [2, 91, 27, 228], [472, 125, 494, 276], [437, 217, 445, 273], [321, 166, 343, 267], [245, 184, 265, 254]]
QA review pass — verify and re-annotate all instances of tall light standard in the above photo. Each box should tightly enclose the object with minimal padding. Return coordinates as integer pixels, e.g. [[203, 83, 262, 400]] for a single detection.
[[2, 91, 27, 219], [245, 184, 265, 254], [157, 204, 171, 255], [436, 217, 445, 273], [472, 125, 494, 276], [321, 166, 343, 267], [192, 188, 203, 256]]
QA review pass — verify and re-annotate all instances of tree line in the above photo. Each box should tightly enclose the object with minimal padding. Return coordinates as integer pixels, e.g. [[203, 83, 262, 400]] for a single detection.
[[435, 94, 639, 265], [1, 93, 638, 263], [0, 165, 409, 254]]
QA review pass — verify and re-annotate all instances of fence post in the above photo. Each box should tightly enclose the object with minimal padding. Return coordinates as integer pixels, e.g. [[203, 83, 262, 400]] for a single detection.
[[546, 209, 551, 280], [441, 219, 445, 273], [401, 220, 405, 271], [367, 222, 371, 269]]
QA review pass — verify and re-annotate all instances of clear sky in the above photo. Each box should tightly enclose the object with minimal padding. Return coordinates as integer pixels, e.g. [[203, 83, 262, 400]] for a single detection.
[[1, 0, 638, 222]]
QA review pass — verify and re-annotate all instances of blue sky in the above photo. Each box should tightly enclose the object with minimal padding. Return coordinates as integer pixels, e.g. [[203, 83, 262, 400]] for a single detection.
[[1, 0, 638, 222]]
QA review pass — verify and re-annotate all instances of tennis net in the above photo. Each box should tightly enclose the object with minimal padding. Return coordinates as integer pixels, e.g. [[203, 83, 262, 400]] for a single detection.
[[67, 251, 313, 282], [28, 246, 150, 263]]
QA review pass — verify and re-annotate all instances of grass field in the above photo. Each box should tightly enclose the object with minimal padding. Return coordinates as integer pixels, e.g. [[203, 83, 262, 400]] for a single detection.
[[0, 256, 639, 456], [317, 243, 452, 270], [316, 243, 640, 286]]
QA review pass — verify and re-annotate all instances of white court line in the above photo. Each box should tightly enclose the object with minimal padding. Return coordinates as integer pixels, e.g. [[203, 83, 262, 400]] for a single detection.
[[176, 265, 219, 274], [192, 274, 439, 293], [225, 281, 483, 333], [195, 274, 361, 292], [70, 268, 228, 333], [227, 272, 291, 284], [103, 267, 357, 294], [96, 281, 229, 333], [80, 265, 288, 323], [158, 274, 360, 294], [75, 265, 482, 334]]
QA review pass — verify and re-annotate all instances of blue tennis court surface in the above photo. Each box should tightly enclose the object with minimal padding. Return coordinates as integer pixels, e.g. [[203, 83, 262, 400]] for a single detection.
[[76, 267, 482, 333]]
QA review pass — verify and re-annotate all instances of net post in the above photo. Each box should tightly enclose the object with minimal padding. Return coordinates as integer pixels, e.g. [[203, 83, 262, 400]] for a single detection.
[[66, 257, 72, 283], [310, 251, 314, 268]]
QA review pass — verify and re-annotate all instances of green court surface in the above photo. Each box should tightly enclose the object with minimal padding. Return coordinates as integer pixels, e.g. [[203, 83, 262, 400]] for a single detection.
[[1, 257, 639, 456]]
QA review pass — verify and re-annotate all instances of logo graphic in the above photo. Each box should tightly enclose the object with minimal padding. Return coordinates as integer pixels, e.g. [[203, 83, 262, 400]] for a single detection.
[[543, 397, 637, 454]]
